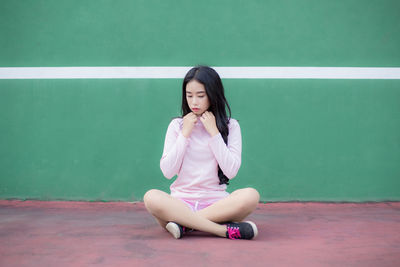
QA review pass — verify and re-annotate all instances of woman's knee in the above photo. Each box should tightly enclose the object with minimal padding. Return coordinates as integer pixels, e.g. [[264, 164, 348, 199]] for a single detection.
[[248, 187, 260, 203], [237, 187, 260, 211], [143, 189, 166, 213]]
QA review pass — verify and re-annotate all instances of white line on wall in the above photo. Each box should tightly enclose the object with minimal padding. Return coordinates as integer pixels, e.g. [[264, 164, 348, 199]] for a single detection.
[[0, 66, 400, 79]]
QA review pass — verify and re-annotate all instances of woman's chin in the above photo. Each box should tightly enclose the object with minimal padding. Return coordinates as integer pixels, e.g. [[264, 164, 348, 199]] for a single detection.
[[193, 110, 203, 116]]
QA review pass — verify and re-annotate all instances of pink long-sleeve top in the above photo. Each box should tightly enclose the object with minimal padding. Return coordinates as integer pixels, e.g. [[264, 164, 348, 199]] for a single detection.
[[160, 117, 242, 203]]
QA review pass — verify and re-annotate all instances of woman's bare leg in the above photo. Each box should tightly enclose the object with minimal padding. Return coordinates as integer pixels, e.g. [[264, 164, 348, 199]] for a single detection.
[[196, 188, 260, 223], [143, 189, 227, 237]]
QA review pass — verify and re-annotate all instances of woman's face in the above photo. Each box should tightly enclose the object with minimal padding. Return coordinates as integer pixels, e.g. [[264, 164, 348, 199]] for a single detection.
[[186, 80, 210, 116]]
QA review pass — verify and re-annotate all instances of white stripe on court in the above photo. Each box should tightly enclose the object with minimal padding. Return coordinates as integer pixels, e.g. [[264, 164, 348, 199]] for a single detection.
[[0, 67, 400, 79]]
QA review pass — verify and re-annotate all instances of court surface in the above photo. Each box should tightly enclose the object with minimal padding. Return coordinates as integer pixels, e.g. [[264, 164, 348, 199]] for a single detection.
[[1, 200, 399, 266]]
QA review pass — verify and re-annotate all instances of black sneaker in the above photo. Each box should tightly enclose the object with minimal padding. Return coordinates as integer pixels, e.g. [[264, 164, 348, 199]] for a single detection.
[[165, 222, 193, 239], [225, 221, 258, 240]]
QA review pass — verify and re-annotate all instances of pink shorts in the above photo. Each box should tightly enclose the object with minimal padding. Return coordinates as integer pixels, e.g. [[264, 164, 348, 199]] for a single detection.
[[179, 199, 213, 212]]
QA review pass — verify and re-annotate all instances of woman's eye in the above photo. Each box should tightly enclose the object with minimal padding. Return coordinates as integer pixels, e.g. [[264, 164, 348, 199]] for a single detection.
[[198, 95, 204, 98]]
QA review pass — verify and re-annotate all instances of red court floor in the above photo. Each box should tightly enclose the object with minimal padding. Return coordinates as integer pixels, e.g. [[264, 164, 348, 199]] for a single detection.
[[0, 200, 399, 267]]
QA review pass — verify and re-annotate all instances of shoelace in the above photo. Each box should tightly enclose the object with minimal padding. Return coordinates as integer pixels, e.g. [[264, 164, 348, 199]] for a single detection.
[[227, 226, 241, 239]]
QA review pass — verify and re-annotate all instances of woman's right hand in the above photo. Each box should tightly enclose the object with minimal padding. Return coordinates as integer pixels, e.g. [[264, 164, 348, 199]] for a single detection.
[[182, 112, 198, 138]]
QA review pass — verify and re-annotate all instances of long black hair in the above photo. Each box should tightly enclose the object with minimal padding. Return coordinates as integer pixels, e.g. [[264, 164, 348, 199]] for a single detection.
[[181, 66, 232, 185]]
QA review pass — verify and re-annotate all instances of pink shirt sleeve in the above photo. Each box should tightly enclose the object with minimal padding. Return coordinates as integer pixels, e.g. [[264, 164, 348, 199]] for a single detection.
[[208, 119, 242, 179], [160, 119, 189, 179]]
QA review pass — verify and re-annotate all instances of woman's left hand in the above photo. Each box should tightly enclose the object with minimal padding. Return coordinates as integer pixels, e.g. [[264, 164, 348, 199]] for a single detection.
[[200, 111, 220, 137]]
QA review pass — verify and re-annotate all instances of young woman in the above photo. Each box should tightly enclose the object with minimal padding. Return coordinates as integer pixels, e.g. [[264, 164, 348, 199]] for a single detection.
[[144, 66, 260, 240]]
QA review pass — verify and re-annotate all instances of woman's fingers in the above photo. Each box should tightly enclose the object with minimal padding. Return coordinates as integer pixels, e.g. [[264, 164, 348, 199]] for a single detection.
[[182, 112, 199, 138], [201, 111, 214, 120], [200, 111, 219, 136], [184, 112, 198, 122]]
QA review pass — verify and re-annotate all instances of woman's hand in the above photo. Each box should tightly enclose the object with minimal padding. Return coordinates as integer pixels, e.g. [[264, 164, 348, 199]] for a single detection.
[[200, 111, 220, 137], [182, 112, 198, 138]]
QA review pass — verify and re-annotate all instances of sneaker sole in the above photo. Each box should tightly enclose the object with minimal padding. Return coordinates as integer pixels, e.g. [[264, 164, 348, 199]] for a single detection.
[[166, 222, 181, 239], [244, 221, 258, 239]]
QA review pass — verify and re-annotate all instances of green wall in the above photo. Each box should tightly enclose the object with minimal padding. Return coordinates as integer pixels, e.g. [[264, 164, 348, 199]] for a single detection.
[[1, 0, 399, 201], [1, 0, 399, 67]]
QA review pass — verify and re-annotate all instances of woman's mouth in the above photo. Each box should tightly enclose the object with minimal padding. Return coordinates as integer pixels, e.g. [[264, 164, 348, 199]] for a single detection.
[[192, 108, 200, 112]]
